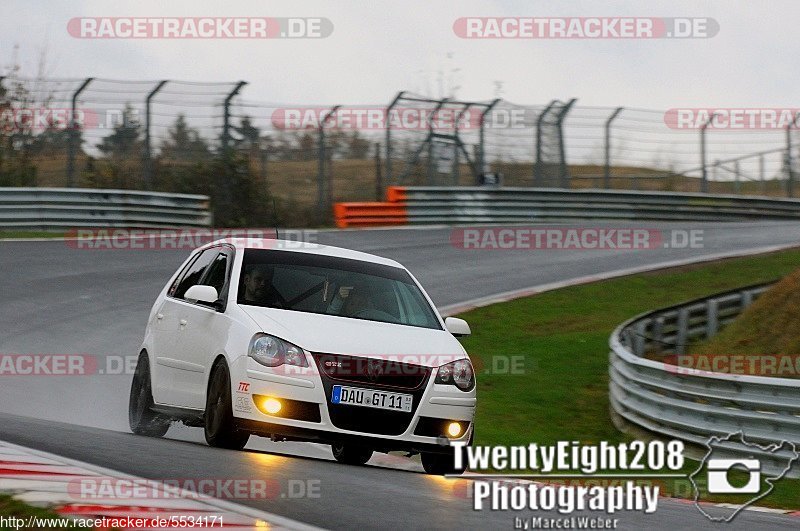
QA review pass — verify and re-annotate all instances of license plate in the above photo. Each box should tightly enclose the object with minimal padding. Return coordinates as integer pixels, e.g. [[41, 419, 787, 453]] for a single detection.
[[331, 385, 413, 412]]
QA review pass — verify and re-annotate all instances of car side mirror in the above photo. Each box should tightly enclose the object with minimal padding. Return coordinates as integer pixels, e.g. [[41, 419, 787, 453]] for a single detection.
[[445, 317, 471, 337], [184, 285, 220, 307]]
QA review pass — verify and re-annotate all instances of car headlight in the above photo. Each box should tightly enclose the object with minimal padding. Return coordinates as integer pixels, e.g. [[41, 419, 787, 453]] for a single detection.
[[248, 334, 308, 368], [435, 359, 475, 391]]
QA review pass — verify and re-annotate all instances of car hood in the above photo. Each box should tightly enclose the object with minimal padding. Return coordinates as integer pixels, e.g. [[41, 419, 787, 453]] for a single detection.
[[240, 305, 466, 367]]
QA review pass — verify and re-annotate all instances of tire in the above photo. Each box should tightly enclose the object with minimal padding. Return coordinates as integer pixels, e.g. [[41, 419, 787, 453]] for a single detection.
[[421, 450, 467, 476], [204, 360, 250, 450], [331, 443, 373, 465], [129, 352, 171, 438]]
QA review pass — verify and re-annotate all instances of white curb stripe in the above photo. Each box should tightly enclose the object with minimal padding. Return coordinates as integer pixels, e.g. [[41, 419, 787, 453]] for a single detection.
[[0, 440, 325, 531]]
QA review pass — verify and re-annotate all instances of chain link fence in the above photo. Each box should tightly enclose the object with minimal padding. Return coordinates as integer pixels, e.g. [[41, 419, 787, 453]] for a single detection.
[[3, 75, 800, 225]]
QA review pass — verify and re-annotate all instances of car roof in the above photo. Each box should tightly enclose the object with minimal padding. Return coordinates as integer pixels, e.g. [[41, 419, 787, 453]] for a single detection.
[[205, 238, 405, 269]]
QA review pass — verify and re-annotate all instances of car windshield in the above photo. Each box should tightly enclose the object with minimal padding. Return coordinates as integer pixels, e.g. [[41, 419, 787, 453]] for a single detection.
[[238, 249, 442, 330]]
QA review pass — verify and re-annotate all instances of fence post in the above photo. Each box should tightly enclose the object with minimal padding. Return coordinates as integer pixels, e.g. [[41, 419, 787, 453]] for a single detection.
[[260, 147, 268, 183], [222, 81, 247, 153], [759, 154, 765, 195], [479, 99, 501, 181], [317, 105, 340, 218], [66, 77, 93, 187], [374, 142, 382, 200], [452, 103, 470, 185], [734, 160, 741, 194], [786, 113, 800, 198], [699, 112, 718, 193], [556, 98, 576, 189], [533, 100, 556, 186], [425, 99, 448, 185], [143, 80, 168, 188], [385, 91, 404, 185], [604, 107, 623, 189]]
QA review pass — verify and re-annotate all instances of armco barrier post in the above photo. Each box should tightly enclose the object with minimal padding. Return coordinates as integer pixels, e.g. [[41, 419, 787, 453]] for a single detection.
[[67, 77, 93, 187], [604, 107, 624, 189], [143, 80, 168, 188]]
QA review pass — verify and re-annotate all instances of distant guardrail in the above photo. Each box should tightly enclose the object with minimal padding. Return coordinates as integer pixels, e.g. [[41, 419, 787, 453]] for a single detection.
[[609, 282, 800, 477], [0, 188, 212, 230], [334, 187, 800, 227]]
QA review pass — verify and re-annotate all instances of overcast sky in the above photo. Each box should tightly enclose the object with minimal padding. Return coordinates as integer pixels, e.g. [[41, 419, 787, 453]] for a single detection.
[[2, 0, 797, 108]]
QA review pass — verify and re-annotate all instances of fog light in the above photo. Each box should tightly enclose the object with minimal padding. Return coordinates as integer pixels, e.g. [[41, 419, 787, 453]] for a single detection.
[[447, 422, 463, 438], [262, 397, 282, 415]]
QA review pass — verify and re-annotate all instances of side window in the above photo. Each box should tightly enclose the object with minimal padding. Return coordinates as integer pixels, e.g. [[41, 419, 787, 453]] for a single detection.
[[172, 249, 219, 300], [167, 256, 199, 298], [200, 251, 230, 299]]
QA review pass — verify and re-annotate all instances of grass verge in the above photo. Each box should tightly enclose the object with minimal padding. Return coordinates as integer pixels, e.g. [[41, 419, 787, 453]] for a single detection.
[[0, 494, 71, 529], [458, 248, 800, 509]]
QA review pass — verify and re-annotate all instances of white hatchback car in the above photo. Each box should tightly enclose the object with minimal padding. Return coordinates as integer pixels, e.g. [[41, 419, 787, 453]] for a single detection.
[[129, 238, 476, 474]]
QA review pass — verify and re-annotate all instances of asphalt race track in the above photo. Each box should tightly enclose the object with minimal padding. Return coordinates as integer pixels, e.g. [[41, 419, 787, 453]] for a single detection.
[[1, 221, 800, 529]]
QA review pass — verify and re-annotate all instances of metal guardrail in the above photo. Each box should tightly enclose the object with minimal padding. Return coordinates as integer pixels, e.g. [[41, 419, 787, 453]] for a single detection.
[[0, 188, 212, 230], [335, 186, 800, 227], [608, 281, 800, 477]]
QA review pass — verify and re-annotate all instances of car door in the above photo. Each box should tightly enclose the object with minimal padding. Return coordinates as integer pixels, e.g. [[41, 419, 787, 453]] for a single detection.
[[172, 247, 234, 410], [152, 248, 220, 407], [150, 252, 201, 405]]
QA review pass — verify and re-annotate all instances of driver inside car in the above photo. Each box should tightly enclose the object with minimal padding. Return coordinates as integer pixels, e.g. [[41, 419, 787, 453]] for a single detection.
[[341, 282, 372, 317], [242, 264, 284, 308]]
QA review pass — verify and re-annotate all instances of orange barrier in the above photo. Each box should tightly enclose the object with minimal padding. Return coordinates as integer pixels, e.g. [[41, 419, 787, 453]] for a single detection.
[[333, 200, 408, 228], [386, 186, 407, 203]]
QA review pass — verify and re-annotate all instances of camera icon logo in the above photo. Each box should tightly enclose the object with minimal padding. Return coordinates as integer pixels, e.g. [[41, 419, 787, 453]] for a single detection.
[[706, 458, 761, 494]]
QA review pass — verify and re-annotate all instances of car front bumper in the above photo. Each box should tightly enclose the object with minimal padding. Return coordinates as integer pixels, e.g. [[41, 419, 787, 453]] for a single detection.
[[229, 355, 476, 454]]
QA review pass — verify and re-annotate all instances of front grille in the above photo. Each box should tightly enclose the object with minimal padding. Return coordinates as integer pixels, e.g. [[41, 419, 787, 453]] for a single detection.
[[312, 353, 431, 435], [313, 353, 430, 391]]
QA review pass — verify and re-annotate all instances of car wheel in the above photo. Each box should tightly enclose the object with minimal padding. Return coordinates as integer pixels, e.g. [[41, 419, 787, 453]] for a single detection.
[[129, 352, 170, 438], [331, 443, 373, 465], [204, 360, 250, 450], [421, 450, 467, 475]]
